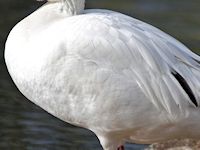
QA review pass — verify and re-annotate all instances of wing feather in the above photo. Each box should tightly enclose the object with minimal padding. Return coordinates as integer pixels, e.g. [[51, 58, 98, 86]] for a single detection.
[[73, 10, 200, 117]]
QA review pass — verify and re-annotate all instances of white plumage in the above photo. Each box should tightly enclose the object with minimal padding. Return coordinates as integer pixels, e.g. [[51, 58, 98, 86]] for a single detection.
[[5, 0, 200, 150]]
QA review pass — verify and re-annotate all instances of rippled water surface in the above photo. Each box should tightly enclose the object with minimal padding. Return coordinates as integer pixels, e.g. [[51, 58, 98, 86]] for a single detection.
[[0, 0, 200, 150]]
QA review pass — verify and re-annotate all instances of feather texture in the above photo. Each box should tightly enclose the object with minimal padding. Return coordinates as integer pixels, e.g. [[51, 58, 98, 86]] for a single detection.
[[5, 1, 200, 150]]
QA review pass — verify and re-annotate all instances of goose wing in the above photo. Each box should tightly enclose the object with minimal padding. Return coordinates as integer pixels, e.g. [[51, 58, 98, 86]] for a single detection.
[[73, 10, 200, 117]]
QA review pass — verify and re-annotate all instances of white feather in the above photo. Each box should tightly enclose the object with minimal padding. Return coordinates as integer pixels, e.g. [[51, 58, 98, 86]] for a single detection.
[[5, 1, 200, 150]]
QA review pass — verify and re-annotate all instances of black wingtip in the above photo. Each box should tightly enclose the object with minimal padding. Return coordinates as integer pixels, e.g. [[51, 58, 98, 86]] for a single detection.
[[193, 58, 200, 65], [171, 70, 198, 107]]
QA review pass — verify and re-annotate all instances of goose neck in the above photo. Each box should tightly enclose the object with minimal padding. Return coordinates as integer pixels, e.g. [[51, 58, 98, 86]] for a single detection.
[[48, 0, 85, 16]]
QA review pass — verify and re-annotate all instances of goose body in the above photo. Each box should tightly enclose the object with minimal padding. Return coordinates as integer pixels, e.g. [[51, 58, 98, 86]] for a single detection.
[[5, 0, 200, 150]]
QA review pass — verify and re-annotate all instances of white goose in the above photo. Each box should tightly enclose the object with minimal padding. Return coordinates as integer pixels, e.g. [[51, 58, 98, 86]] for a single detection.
[[5, 0, 200, 150]]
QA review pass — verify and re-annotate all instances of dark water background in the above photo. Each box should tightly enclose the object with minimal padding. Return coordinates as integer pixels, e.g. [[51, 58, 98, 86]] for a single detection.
[[0, 0, 200, 150]]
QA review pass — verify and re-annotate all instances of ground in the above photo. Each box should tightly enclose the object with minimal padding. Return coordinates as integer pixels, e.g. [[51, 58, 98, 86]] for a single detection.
[[147, 139, 200, 150]]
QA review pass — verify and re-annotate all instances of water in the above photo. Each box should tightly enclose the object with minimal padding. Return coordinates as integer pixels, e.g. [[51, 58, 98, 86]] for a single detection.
[[0, 0, 200, 150]]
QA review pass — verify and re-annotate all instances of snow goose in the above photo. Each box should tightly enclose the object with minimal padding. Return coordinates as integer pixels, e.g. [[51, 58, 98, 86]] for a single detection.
[[5, 0, 200, 150]]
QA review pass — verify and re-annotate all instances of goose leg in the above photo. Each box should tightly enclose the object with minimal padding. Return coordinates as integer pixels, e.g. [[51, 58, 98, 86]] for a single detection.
[[117, 145, 125, 150]]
